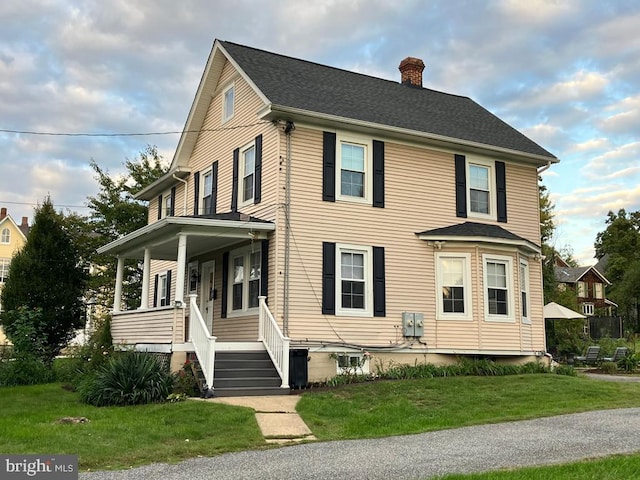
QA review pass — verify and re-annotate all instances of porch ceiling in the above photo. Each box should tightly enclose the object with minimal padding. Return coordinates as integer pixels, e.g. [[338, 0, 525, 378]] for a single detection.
[[97, 216, 275, 261]]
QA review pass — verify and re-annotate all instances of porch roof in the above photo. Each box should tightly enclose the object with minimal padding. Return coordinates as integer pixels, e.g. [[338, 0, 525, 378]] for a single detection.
[[97, 213, 275, 261]]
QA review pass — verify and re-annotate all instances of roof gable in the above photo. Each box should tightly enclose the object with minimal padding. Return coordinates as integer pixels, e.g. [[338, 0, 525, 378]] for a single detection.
[[554, 265, 610, 285]]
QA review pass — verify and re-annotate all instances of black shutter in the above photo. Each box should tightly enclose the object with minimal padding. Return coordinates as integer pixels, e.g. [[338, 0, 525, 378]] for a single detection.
[[322, 242, 336, 314], [322, 132, 336, 202], [221, 252, 229, 318], [455, 154, 467, 218], [496, 161, 507, 223], [211, 161, 218, 215], [373, 140, 385, 208], [254, 135, 262, 204], [157, 195, 162, 220], [153, 274, 159, 307], [166, 270, 172, 306], [231, 149, 239, 212], [260, 239, 269, 298], [373, 246, 386, 317], [193, 171, 200, 215], [170, 187, 176, 216]]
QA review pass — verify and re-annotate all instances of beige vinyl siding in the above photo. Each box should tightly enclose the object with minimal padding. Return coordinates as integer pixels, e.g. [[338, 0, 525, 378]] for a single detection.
[[276, 125, 545, 352], [111, 308, 176, 344]]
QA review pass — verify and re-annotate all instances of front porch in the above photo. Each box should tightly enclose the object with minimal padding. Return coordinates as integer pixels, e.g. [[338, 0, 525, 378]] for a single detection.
[[98, 213, 290, 396]]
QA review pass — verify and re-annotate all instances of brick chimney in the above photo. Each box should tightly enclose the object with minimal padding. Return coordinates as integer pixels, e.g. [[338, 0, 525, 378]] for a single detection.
[[0, 207, 6, 220], [20, 217, 29, 236], [399, 57, 425, 87]]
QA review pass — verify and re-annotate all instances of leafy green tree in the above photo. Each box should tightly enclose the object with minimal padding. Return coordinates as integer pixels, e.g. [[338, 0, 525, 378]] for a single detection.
[[0, 198, 86, 362], [85, 145, 168, 310]]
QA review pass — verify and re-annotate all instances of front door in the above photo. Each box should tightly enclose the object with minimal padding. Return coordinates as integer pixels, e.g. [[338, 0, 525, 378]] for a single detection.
[[199, 261, 215, 333]]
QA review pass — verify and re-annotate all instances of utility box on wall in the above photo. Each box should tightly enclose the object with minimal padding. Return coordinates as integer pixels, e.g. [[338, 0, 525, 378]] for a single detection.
[[402, 312, 424, 337]]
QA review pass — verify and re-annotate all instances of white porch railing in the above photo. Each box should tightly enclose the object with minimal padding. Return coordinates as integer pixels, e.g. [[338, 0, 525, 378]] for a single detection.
[[258, 296, 290, 388], [188, 294, 216, 393]]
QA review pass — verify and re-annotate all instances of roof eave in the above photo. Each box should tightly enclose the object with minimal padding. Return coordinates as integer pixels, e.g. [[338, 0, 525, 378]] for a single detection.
[[415, 233, 541, 254], [135, 166, 192, 201], [260, 104, 559, 167]]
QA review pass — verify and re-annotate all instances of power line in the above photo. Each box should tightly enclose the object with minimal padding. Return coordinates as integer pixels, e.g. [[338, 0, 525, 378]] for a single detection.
[[0, 121, 271, 138], [0, 200, 90, 209]]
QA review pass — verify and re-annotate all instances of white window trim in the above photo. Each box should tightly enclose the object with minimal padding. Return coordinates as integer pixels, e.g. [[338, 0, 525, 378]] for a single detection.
[[201, 168, 214, 215], [520, 258, 531, 324], [594, 282, 604, 299], [1, 228, 10, 244], [335, 243, 373, 317], [335, 133, 373, 205], [577, 281, 587, 298], [222, 83, 235, 123], [466, 157, 497, 221], [0, 258, 10, 284], [162, 189, 173, 218], [482, 253, 515, 323], [226, 244, 261, 318], [582, 303, 594, 316], [158, 271, 169, 307], [238, 140, 256, 208], [435, 252, 473, 321]]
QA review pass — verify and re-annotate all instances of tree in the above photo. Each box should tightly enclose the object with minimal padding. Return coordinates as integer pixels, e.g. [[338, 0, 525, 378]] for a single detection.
[[594, 209, 640, 330], [85, 145, 168, 310], [539, 179, 559, 304], [0, 197, 87, 362]]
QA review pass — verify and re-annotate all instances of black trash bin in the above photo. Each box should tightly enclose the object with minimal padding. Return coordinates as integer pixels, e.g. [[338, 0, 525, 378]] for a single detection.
[[289, 349, 309, 389]]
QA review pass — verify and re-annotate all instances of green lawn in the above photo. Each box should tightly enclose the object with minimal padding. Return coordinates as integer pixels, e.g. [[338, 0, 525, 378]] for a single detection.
[[439, 453, 640, 480], [0, 383, 264, 471], [296, 374, 640, 440]]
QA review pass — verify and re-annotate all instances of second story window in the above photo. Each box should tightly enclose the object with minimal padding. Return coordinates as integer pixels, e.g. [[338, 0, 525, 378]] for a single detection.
[[223, 84, 234, 123], [164, 193, 173, 218], [577, 281, 587, 298], [594, 282, 604, 299], [203, 170, 213, 214], [469, 163, 491, 215], [241, 144, 255, 204], [1, 228, 9, 244], [340, 142, 365, 198]]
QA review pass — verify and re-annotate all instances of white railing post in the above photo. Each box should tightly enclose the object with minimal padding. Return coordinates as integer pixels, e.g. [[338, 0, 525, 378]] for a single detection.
[[258, 296, 290, 389], [188, 294, 216, 396]]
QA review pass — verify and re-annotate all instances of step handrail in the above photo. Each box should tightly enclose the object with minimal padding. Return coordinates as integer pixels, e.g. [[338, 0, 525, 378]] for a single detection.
[[188, 294, 216, 394], [258, 296, 290, 388]]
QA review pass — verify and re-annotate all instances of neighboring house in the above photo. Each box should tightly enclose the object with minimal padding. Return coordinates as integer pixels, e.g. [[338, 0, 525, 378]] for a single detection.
[[98, 40, 558, 395], [554, 258, 616, 317], [0, 207, 29, 345]]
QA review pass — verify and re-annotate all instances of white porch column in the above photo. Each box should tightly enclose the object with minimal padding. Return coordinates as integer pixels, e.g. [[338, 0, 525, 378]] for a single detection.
[[140, 248, 151, 309], [175, 234, 187, 305], [114, 256, 124, 312]]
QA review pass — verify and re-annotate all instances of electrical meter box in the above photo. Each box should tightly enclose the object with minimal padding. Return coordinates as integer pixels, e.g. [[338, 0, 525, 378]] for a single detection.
[[402, 312, 424, 337]]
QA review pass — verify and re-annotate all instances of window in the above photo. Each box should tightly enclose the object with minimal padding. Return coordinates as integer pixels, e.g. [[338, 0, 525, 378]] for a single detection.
[[158, 272, 169, 307], [336, 134, 372, 203], [241, 144, 255, 204], [435, 253, 472, 320], [594, 282, 604, 299], [483, 254, 515, 322], [577, 281, 587, 298], [520, 259, 530, 324], [0, 258, 10, 283], [582, 303, 594, 316], [222, 84, 234, 122], [228, 245, 261, 314], [336, 244, 372, 316], [467, 159, 496, 218], [1, 228, 9, 244], [202, 170, 213, 214]]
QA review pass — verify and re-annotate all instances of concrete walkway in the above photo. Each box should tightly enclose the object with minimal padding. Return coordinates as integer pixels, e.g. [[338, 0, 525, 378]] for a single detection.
[[207, 395, 316, 443]]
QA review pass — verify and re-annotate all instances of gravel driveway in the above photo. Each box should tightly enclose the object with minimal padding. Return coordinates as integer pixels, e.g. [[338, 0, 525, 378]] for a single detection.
[[81, 407, 640, 480]]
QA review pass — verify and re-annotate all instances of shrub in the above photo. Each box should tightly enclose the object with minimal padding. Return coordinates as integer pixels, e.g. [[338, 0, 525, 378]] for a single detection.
[[600, 361, 618, 375], [618, 352, 638, 373], [553, 364, 577, 376], [0, 353, 56, 386], [172, 360, 200, 396], [78, 351, 174, 406]]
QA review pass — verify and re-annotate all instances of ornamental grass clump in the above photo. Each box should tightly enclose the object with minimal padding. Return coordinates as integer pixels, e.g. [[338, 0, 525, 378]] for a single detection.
[[79, 351, 174, 406]]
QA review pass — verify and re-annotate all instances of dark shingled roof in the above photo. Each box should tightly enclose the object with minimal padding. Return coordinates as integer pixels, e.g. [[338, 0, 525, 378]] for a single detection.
[[417, 221, 537, 246], [554, 266, 591, 283], [221, 41, 556, 160]]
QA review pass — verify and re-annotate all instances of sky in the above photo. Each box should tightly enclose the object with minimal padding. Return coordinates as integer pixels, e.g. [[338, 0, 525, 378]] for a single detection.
[[1, 0, 638, 266]]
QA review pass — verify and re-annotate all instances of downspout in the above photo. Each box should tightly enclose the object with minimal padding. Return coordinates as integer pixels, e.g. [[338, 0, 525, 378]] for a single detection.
[[283, 120, 295, 336], [173, 174, 188, 216], [537, 161, 552, 175]]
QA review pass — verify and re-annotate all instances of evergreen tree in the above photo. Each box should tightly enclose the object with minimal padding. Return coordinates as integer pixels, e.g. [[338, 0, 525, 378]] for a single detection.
[[0, 197, 86, 362]]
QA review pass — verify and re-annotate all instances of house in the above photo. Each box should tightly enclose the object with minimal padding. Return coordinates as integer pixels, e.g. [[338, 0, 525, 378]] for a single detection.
[[554, 258, 615, 317], [0, 207, 29, 345], [98, 40, 558, 395]]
